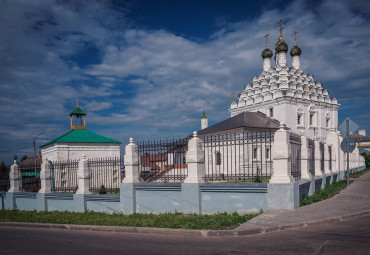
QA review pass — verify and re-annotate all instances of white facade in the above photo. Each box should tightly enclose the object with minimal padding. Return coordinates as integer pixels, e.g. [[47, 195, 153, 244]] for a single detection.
[[41, 143, 121, 162], [229, 49, 339, 140]]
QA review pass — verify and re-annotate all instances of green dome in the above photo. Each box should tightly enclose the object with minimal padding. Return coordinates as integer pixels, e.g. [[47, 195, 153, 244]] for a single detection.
[[201, 111, 207, 119], [275, 40, 288, 53], [262, 48, 273, 58], [69, 106, 87, 116], [290, 45, 302, 56]]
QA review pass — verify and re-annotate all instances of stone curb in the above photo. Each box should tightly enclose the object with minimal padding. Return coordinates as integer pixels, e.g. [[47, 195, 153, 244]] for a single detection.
[[1, 209, 370, 237]]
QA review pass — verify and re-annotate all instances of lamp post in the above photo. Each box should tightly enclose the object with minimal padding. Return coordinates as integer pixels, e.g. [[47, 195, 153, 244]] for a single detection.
[[34, 131, 43, 176]]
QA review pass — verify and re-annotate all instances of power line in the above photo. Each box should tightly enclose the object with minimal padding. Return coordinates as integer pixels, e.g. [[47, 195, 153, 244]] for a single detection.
[[0, 146, 33, 153]]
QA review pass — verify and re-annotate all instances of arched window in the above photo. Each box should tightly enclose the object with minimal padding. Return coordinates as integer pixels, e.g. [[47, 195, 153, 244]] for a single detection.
[[216, 152, 221, 165]]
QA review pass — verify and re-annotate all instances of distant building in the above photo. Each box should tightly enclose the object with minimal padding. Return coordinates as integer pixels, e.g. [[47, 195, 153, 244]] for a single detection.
[[41, 102, 121, 161]]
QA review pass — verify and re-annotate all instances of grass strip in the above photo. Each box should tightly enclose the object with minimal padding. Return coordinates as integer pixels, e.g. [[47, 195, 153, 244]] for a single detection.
[[300, 180, 352, 207], [0, 210, 258, 230], [349, 168, 370, 178]]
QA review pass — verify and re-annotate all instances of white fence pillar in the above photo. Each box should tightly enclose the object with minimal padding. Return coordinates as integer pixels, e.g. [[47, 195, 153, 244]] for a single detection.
[[120, 138, 139, 215], [300, 134, 311, 179], [270, 123, 294, 184], [182, 131, 205, 214], [184, 131, 205, 184], [122, 138, 139, 183], [76, 155, 91, 194], [39, 158, 52, 193], [326, 129, 339, 174], [8, 160, 21, 192]]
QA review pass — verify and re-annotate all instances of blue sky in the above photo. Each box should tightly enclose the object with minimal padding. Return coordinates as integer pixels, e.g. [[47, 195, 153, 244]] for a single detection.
[[1, 0, 370, 164]]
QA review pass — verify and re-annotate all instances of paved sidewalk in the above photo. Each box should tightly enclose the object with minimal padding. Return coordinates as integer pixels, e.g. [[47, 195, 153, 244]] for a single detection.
[[235, 171, 370, 236], [1, 172, 370, 237]]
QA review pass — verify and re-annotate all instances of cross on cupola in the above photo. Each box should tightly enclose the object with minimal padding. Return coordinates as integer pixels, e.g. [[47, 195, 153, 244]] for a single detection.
[[277, 19, 284, 41], [69, 98, 87, 130]]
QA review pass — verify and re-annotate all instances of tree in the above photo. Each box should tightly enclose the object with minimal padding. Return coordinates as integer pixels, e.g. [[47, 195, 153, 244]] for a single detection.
[[0, 160, 9, 180], [21, 155, 28, 162]]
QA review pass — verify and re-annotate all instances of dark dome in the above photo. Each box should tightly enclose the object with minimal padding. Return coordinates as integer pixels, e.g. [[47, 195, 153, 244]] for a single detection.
[[262, 48, 273, 58], [275, 40, 288, 53], [290, 45, 302, 56]]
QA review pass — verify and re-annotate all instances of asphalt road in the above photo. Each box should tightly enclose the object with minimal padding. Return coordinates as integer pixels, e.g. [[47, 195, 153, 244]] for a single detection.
[[1, 215, 370, 255]]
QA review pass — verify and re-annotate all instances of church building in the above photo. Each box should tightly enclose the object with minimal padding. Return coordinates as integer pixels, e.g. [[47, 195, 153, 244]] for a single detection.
[[228, 22, 339, 140], [41, 101, 121, 161]]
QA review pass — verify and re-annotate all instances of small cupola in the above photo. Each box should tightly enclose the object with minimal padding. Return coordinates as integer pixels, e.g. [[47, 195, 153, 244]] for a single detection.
[[262, 34, 273, 71], [69, 99, 87, 130], [290, 31, 302, 69]]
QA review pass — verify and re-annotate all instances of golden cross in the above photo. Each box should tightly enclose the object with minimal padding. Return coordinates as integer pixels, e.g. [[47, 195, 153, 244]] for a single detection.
[[232, 91, 236, 102], [293, 31, 298, 46], [264, 34, 269, 48], [277, 19, 284, 40], [77, 98, 79, 107]]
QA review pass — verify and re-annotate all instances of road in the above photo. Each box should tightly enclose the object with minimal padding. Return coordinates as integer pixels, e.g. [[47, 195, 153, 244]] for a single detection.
[[1, 215, 370, 254]]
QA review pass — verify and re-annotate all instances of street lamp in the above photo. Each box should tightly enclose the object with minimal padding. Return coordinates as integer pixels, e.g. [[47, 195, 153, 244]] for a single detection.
[[34, 131, 43, 176]]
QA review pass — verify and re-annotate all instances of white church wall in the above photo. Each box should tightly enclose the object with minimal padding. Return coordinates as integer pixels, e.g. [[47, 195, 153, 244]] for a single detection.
[[42, 143, 121, 162]]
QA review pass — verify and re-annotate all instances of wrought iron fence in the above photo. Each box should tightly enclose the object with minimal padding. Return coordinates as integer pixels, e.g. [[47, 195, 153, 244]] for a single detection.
[[320, 142, 325, 173], [22, 177, 40, 192], [200, 131, 274, 182], [308, 138, 315, 175], [290, 132, 301, 179], [19, 162, 41, 192], [0, 179, 9, 192], [50, 160, 79, 193], [88, 157, 123, 193], [137, 138, 188, 182]]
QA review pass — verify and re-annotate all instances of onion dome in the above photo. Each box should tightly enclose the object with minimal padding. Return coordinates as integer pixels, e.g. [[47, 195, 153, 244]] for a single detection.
[[262, 48, 273, 58], [290, 45, 302, 56], [275, 39, 288, 53]]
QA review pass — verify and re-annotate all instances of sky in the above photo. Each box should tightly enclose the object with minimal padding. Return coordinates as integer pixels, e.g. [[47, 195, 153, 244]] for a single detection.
[[1, 0, 370, 164]]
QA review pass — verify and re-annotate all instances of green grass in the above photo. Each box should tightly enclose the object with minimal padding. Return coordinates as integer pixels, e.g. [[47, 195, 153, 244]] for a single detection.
[[0, 210, 258, 230], [348, 168, 370, 178], [300, 180, 352, 207]]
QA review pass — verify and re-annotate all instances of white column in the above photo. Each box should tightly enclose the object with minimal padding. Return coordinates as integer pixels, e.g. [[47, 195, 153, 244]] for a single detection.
[[184, 131, 205, 183], [122, 138, 140, 183], [300, 133, 311, 179], [314, 138, 322, 176], [8, 160, 21, 192], [270, 123, 294, 184], [39, 158, 52, 193], [76, 155, 91, 194]]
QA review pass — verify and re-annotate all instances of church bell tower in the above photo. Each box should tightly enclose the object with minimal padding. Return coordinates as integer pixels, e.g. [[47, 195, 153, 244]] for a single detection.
[[69, 99, 87, 130]]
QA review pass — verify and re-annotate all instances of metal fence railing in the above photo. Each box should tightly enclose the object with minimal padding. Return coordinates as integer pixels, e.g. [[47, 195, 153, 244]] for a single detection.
[[329, 145, 332, 170], [50, 160, 79, 193], [19, 162, 41, 192], [88, 157, 123, 194], [308, 138, 315, 175], [290, 132, 301, 179], [137, 139, 188, 182], [320, 142, 325, 173], [201, 130, 274, 182]]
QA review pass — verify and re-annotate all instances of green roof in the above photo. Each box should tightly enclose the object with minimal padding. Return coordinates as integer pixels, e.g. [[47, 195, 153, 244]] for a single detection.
[[69, 106, 87, 116], [40, 129, 121, 148]]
